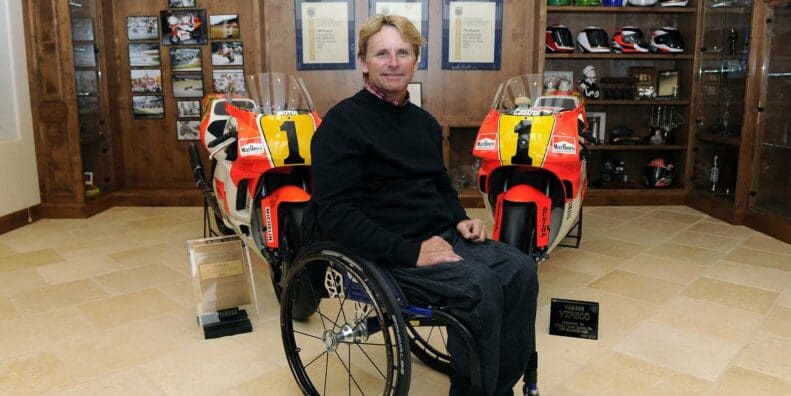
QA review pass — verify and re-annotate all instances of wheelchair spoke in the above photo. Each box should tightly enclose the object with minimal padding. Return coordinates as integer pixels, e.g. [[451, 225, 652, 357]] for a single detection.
[[303, 350, 329, 369], [332, 350, 366, 396], [292, 329, 323, 340], [323, 352, 329, 396], [353, 342, 387, 380]]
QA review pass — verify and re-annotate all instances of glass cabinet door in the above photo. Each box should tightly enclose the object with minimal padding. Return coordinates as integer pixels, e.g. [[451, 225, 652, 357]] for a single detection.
[[692, 0, 754, 201], [752, 2, 791, 219]]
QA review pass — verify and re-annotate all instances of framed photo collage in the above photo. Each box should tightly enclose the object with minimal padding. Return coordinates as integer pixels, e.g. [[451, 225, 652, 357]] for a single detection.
[[127, 1, 245, 141]]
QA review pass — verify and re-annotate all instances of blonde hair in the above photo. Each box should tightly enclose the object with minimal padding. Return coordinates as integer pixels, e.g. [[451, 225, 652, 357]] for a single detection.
[[358, 14, 424, 81]]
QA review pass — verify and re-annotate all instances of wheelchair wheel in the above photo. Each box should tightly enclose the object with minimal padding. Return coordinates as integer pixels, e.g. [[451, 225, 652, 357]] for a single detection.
[[406, 320, 451, 375], [281, 244, 411, 395]]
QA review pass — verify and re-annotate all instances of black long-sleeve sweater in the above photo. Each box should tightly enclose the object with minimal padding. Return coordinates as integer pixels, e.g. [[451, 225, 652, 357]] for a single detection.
[[311, 89, 469, 266]]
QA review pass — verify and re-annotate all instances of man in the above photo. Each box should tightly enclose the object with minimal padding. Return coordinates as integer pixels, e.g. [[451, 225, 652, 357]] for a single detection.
[[310, 14, 538, 396]]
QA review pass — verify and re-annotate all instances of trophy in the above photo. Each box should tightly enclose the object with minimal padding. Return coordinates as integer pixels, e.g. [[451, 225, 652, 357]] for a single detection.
[[728, 28, 738, 57], [710, 155, 719, 192]]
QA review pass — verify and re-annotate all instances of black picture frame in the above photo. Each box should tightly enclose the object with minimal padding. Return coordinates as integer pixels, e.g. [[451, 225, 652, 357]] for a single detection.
[[209, 14, 240, 39], [212, 69, 246, 93], [295, 0, 355, 70], [169, 0, 197, 8], [132, 95, 165, 119], [177, 119, 202, 140], [127, 16, 159, 41], [170, 47, 202, 71], [442, 0, 503, 70], [210, 41, 244, 66], [161, 9, 209, 45], [130, 69, 163, 94], [172, 73, 205, 98], [129, 43, 161, 67]]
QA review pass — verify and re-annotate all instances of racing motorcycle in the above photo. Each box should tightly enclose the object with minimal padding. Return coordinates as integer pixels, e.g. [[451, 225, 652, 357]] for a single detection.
[[188, 72, 321, 318], [473, 74, 588, 261]]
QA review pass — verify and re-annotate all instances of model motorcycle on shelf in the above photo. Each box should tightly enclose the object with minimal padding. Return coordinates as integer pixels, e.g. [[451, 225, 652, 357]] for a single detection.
[[473, 74, 588, 261], [188, 72, 320, 319]]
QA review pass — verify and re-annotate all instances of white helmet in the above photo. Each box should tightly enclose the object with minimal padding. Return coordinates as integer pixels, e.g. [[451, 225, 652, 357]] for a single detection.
[[628, 0, 658, 5], [650, 27, 685, 53], [659, 0, 688, 6], [576, 26, 611, 53]]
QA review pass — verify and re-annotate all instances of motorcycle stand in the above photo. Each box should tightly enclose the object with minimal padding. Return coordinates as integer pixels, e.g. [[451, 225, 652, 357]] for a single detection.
[[557, 209, 583, 249]]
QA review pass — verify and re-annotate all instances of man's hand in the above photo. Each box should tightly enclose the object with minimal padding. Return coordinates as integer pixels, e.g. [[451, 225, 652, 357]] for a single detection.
[[416, 236, 462, 267], [456, 219, 486, 242]]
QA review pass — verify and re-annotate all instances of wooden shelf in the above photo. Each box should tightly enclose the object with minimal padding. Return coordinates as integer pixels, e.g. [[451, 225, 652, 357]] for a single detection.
[[696, 133, 741, 146], [586, 186, 686, 205], [548, 6, 696, 13], [546, 53, 694, 60], [588, 144, 686, 151], [585, 99, 690, 105]]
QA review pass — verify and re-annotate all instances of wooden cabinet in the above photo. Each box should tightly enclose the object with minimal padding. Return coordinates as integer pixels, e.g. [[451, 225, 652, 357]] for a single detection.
[[541, 4, 699, 205], [24, 0, 117, 217]]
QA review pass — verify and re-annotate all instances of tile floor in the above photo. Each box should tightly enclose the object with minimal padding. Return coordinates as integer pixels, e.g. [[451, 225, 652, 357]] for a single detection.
[[0, 205, 789, 395]]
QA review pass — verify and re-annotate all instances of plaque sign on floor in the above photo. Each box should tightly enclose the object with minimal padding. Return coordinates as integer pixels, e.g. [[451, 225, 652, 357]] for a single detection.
[[549, 298, 599, 340], [187, 235, 258, 339]]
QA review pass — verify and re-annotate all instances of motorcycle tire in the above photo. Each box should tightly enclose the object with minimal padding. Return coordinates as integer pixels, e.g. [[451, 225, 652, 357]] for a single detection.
[[499, 202, 537, 256], [276, 204, 319, 321]]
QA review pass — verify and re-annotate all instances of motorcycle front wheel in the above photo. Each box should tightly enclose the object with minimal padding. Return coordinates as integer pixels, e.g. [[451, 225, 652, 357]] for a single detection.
[[274, 204, 319, 320]]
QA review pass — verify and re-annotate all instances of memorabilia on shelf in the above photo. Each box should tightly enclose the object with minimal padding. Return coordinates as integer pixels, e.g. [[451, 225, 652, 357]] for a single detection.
[[543, 70, 574, 94], [211, 41, 243, 66], [710, 154, 720, 192], [656, 70, 679, 99], [599, 77, 635, 100], [209, 14, 240, 39], [630, 66, 656, 99], [578, 65, 600, 99], [586, 112, 606, 143]]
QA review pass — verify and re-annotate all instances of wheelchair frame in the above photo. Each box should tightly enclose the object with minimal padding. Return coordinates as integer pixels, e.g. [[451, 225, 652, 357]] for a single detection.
[[280, 242, 484, 395]]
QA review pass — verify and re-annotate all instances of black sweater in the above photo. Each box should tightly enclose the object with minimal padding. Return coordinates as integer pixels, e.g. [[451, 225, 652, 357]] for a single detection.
[[311, 89, 469, 266]]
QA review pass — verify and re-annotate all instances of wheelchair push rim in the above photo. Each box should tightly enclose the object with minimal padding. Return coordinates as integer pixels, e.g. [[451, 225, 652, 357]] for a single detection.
[[280, 248, 411, 395]]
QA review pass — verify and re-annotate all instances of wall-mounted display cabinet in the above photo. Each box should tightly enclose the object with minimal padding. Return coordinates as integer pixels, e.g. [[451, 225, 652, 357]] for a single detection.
[[541, 4, 699, 205]]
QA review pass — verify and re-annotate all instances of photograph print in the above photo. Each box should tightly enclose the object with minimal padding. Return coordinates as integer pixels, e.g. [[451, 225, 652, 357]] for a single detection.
[[128, 43, 161, 67], [177, 120, 201, 140], [211, 41, 243, 66], [73, 44, 96, 67], [172, 73, 204, 97], [130, 69, 163, 94], [169, 0, 197, 7], [161, 9, 208, 45], [170, 47, 202, 71], [177, 100, 201, 118], [209, 14, 240, 39], [71, 18, 94, 41], [212, 69, 245, 94], [127, 16, 159, 41], [75, 70, 98, 95], [132, 95, 165, 119]]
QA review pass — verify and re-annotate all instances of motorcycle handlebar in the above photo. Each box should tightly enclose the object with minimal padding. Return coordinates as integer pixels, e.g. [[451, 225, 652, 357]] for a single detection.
[[207, 131, 237, 148]]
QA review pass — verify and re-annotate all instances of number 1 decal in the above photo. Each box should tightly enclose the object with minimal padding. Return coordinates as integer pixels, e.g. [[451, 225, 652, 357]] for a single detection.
[[280, 120, 305, 164]]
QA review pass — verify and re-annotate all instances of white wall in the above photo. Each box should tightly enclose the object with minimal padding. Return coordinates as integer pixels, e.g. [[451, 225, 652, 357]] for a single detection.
[[0, 0, 41, 217]]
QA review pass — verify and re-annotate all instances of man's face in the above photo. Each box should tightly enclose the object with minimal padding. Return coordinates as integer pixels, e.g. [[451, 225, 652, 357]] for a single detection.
[[360, 25, 418, 101]]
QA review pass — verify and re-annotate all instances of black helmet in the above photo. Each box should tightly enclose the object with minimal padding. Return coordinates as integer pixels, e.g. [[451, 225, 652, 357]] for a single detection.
[[546, 24, 575, 53], [577, 26, 611, 53], [643, 158, 675, 187]]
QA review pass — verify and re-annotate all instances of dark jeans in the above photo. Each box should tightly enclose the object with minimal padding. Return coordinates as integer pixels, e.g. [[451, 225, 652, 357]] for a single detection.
[[388, 230, 538, 396]]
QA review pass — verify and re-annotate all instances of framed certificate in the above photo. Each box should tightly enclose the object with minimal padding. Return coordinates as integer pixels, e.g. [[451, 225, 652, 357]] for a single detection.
[[442, 0, 502, 70], [370, 0, 429, 70], [295, 0, 356, 70]]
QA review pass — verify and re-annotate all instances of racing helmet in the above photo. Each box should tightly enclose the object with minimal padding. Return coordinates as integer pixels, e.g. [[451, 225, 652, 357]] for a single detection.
[[643, 158, 675, 187], [650, 27, 685, 53], [577, 26, 611, 53], [547, 0, 573, 5], [602, 0, 626, 5], [611, 26, 649, 53], [627, 0, 658, 5], [546, 24, 575, 53], [659, 0, 688, 6]]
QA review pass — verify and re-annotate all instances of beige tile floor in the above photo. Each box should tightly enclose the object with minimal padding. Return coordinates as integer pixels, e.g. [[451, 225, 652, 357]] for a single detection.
[[0, 205, 789, 395]]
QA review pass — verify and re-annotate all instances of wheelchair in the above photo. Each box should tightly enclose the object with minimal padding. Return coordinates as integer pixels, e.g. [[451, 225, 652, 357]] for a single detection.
[[279, 241, 539, 395]]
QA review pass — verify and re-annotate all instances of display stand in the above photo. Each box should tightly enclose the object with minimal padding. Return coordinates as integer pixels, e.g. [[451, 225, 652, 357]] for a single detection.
[[187, 235, 259, 339]]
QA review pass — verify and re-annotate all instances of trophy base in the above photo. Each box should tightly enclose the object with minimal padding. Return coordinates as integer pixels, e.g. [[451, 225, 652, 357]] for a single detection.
[[202, 307, 252, 339]]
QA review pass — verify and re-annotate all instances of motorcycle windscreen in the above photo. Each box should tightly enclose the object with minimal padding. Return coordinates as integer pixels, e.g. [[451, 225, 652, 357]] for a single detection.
[[244, 73, 315, 115]]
